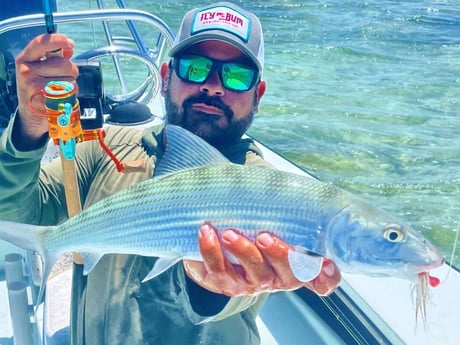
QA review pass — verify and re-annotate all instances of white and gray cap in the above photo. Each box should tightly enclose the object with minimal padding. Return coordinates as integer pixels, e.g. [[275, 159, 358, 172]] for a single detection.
[[169, 2, 264, 72]]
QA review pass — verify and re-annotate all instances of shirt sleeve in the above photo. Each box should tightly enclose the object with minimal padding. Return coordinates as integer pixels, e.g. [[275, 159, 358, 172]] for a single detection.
[[0, 112, 94, 225], [0, 113, 53, 223]]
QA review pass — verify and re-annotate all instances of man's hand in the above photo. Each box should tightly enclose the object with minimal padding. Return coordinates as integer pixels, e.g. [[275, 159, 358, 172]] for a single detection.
[[183, 222, 341, 297], [14, 33, 78, 149]]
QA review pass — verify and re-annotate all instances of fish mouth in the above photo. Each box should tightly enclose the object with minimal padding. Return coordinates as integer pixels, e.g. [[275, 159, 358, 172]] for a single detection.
[[366, 254, 444, 275], [400, 258, 445, 279], [414, 257, 445, 273]]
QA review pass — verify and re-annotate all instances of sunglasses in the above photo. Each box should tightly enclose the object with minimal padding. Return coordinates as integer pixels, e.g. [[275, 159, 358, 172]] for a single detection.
[[172, 55, 259, 92]]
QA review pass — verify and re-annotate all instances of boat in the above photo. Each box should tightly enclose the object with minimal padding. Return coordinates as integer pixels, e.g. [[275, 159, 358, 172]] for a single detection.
[[1, 1, 459, 344]]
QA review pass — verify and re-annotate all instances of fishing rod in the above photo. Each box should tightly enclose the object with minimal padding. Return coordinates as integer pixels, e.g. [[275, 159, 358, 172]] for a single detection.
[[42, 0, 56, 33], [35, 3, 128, 343], [31, 2, 127, 253], [34, 2, 144, 220], [40, 0, 84, 223], [33, 2, 127, 218], [39, 3, 85, 344]]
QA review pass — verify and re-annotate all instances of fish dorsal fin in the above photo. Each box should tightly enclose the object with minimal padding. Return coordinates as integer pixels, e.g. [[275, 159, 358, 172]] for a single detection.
[[287, 247, 324, 282], [142, 257, 182, 282], [154, 125, 229, 176]]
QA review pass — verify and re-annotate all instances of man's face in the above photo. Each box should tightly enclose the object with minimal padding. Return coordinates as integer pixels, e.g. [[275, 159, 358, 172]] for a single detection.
[[161, 40, 266, 148]]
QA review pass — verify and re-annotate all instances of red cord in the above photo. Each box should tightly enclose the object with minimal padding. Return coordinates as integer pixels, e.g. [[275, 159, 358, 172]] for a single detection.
[[97, 129, 124, 173]]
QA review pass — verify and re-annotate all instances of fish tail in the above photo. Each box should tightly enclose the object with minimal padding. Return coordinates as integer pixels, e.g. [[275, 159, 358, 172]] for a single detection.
[[0, 219, 54, 301], [0, 219, 48, 252]]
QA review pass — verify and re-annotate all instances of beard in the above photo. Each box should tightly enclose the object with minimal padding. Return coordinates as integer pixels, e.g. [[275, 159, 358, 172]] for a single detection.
[[164, 91, 256, 149]]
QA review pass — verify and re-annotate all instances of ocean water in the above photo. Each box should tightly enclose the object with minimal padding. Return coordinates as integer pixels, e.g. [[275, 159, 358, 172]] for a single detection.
[[136, 0, 460, 266], [60, 0, 459, 266]]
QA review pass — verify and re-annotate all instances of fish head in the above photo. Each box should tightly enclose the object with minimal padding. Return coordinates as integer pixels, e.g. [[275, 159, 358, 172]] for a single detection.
[[325, 196, 444, 280]]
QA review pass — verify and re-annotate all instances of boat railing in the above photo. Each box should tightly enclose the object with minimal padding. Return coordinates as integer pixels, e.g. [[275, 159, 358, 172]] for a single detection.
[[0, 7, 174, 122]]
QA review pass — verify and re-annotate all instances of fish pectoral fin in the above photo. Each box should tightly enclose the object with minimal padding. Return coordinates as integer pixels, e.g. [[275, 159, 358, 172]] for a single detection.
[[287, 248, 324, 283], [81, 253, 104, 275], [142, 257, 182, 283]]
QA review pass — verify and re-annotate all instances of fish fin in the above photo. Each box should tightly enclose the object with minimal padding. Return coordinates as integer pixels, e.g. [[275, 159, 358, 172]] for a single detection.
[[142, 257, 182, 282], [36, 250, 60, 303], [154, 125, 229, 176], [81, 253, 105, 275], [287, 248, 324, 282]]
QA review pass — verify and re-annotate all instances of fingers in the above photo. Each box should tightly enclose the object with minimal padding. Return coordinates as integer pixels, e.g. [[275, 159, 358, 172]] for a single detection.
[[14, 34, 79, 142], [184, 223, 342, 297], [16, 34, 75, 63], [16, 33, 78, 90], [257, 233, 341, 295], [304, 258, 341, 296], [185, 224, 276, 296], [184, 223, 240, 296], [256, 232, 301, 288], [198, 223, 225, 271], [16, 37, 78, 83], [221, 229, 274, 288], [198, 223, 239, 282]]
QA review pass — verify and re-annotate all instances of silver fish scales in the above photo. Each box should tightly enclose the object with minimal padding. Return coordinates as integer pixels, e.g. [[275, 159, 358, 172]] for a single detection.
[[45, 164, 338, 258]]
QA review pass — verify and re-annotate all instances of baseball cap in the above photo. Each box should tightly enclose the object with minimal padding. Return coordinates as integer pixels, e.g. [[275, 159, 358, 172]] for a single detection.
[[169, 2, 264, 72]]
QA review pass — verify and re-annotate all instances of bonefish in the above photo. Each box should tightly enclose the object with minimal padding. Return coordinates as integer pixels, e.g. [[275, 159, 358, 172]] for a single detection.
[[0, 125, 444, 313]]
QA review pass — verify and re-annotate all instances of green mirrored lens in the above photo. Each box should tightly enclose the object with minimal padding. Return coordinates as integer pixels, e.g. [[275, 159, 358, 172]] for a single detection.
[[222, 63, 255, 91], [178, 56, 211, 83], [176, 55, 258, 92]]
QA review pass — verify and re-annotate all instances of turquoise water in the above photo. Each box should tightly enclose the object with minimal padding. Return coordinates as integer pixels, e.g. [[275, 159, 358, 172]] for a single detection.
[[62, 1, 459, 265]]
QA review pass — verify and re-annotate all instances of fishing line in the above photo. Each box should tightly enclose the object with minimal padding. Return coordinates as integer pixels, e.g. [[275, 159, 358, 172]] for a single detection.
[[439, 215, 459, 285], [450, 216, 460, 264], [447, 216, 459, 274]]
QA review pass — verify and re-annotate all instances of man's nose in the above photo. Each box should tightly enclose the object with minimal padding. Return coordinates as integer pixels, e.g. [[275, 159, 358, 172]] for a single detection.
[[200, 70, 225, 96]]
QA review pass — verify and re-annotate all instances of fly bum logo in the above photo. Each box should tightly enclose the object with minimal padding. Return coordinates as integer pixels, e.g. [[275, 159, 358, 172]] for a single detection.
[[200, 11, 243, 26], [192, 6, 251, 42]]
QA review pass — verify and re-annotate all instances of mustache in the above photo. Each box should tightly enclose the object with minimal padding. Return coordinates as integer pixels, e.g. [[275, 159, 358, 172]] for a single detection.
[[183, 94, 233, 119]]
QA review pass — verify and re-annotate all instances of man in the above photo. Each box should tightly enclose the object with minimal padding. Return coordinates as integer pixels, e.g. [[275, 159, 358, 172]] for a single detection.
[[0, 2, 340, 344]]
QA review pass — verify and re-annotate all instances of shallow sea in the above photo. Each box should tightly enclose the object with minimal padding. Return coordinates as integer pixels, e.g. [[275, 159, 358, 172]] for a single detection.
[[61, 0, 460, 265]]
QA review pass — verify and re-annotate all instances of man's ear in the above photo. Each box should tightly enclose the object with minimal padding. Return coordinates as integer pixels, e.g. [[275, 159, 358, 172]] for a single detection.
[[160, 62, 170, 96], [254, 80, 266, 112], [257, 80, 266, 99]]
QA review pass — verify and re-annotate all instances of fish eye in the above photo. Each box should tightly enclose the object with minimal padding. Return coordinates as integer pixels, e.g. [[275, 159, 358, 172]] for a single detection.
[[383, 225, 405, 242]]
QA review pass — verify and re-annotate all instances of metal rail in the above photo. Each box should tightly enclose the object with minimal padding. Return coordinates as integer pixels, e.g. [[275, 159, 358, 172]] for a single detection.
[[0, 7, 174, 110], [0, 9, 174, 42]]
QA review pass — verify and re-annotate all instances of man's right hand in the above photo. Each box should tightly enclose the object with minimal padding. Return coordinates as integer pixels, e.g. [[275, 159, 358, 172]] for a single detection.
[[13, 34, 78, 150], [184, 223, 341, 297]]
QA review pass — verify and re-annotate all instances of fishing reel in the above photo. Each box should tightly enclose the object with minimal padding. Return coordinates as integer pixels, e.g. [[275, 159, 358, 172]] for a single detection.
[[28, 78, 125, 172]]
